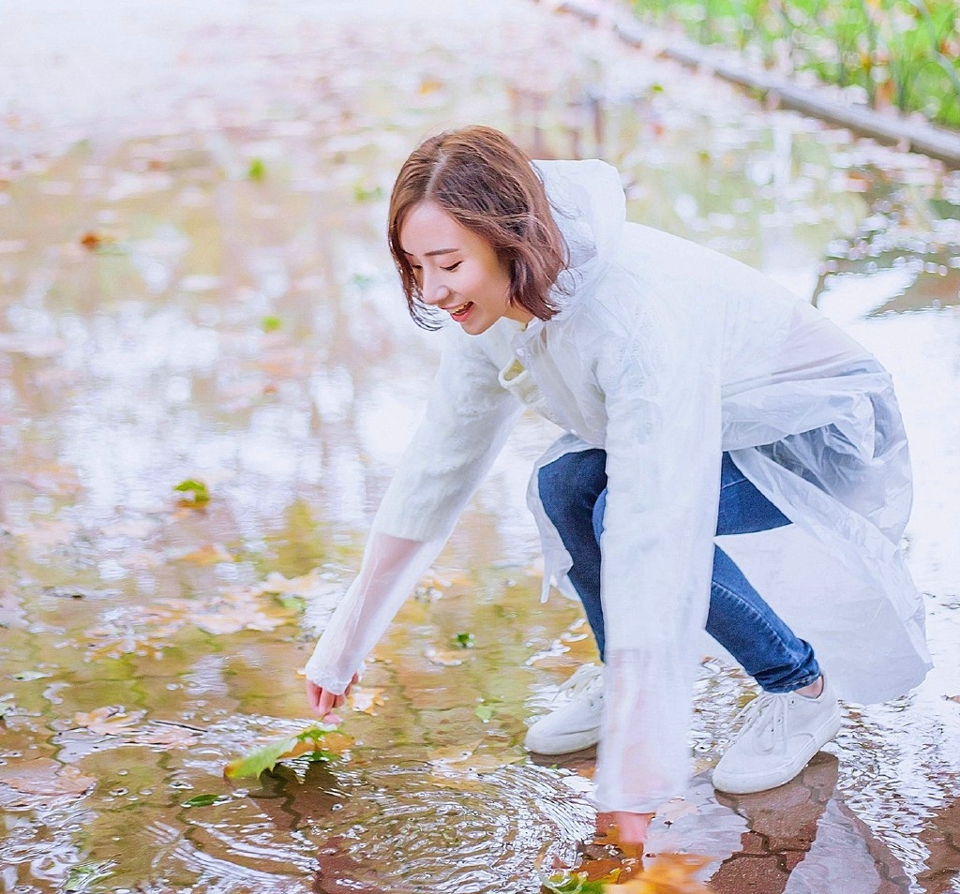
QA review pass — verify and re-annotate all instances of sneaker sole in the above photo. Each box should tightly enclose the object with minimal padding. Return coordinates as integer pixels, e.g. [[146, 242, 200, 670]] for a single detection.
[[523, 729, 600, 756], [712, 710, 842, 795]]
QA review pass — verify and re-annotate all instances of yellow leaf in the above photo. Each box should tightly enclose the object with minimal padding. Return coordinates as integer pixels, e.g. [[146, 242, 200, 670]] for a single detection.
[[349, 687, 386, 714], [179, 543, 234, 565], [606, 854, 713, 893]]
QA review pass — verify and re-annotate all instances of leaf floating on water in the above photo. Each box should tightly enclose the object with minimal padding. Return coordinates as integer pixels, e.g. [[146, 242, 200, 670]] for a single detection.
[[454, 631, 475, 649], [75, 705, 144, 736], [349, 686, 386, 715], [424, 648, 465, 667], [173, 478, 210, 506], [605, 854, 713, 893], [0, 758, 95, 798], [179, 542, 234, 565], [260, 569, 326, 596], [181, 793, 228, 808], [543, 853, 712, 894], [224, 723, 351, 780], [542, 873, 609, 893], [63, 859, 117, 893], [474, 703, 495, 722]]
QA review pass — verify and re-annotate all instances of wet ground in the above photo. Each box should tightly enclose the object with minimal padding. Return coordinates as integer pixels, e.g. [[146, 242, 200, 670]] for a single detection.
[[1, 1, 959, 892]]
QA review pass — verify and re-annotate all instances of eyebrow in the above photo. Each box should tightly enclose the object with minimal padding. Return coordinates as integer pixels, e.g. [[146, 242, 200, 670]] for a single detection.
[[402, 248, 459, 257]]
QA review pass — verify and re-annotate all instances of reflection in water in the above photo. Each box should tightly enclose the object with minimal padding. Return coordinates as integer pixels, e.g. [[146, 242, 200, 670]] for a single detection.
[[2, 0, 960, 892]]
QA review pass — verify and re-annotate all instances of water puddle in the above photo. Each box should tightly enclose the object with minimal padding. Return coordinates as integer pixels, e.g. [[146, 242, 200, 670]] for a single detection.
[[2, 1, 959, 892]]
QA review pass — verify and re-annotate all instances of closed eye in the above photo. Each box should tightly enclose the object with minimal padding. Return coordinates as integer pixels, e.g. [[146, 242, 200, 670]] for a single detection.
[[441, 261, 462, 272]]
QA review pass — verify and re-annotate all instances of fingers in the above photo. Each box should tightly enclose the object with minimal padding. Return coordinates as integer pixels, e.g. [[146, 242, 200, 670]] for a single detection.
[[306, 674, 362, 722]]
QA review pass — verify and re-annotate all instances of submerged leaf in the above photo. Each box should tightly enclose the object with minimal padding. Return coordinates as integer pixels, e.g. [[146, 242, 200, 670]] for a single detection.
[[605, 854, 713, 892], [454, 631, 475, 649], [181, 793, 228, 808], [474, 703, 495, 722], [542, 873, 608, 893], [0, 758, 95, 797], [173, 478, 210, 506], [64, 859, 117, 892], [224, 723, 349, 779]]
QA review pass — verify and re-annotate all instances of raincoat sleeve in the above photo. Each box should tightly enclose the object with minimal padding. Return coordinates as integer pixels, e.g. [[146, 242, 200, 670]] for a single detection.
[[591, 320, 723, 814], [304, 327, 524, 693]]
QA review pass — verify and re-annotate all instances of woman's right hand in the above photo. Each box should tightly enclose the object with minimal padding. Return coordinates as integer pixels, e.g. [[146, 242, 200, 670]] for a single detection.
[[306, 672, 359, 723]]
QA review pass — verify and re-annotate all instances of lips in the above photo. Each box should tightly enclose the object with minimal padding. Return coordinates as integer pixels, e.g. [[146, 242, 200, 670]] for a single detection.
[[446, 301, 473, 320]]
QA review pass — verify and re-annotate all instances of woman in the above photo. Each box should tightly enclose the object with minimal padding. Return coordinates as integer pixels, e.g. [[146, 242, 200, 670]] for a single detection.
[[305, 126, 931, 845]]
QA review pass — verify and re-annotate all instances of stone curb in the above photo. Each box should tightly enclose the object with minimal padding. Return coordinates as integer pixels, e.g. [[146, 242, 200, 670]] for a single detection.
[[544, 0, 960, 169]]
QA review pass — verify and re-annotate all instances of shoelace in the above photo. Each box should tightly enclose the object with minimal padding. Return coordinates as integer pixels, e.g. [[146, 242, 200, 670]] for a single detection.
[[556, 664, 604, 703], [732, 692, 791, 755]]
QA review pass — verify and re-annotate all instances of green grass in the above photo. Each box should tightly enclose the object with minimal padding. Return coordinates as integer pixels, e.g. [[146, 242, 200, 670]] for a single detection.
[[631, 0, 960, 128]]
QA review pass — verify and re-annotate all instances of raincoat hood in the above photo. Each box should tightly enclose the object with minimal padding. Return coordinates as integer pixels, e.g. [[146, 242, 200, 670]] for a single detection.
[[533, 159, 626, 314]]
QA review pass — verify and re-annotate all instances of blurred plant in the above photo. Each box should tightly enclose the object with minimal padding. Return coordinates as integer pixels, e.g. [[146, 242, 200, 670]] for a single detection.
[[630, 0, 960, 127]]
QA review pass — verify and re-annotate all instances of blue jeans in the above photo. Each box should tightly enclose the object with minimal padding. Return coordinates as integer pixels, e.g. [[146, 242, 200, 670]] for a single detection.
[[538, 450, 821, 693]]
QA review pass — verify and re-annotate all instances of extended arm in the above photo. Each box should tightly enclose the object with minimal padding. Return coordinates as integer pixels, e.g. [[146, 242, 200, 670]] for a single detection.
[[304, 327, 523, 700]]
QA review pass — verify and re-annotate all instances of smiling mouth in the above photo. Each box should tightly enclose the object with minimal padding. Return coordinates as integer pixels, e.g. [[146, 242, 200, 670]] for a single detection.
[[447, 302, 473, 319]]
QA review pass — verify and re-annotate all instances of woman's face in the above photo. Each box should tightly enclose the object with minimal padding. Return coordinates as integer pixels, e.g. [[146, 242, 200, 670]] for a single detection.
[[399, 201, 533, 335]]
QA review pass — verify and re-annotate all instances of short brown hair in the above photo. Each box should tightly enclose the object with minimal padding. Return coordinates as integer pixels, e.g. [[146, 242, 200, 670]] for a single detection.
[[387, 126, 569, 329]]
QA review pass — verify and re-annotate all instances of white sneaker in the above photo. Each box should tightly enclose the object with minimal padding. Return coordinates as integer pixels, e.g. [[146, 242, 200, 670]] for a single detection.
[[712, 676, 842, 795], [524, 664, 604, 755]]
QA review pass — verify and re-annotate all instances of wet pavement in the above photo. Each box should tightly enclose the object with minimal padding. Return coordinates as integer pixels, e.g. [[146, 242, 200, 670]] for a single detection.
[[1, 1, 960, 892]]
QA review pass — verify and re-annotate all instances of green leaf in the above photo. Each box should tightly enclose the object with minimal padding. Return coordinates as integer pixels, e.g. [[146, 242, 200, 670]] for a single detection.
[[261, 315, 282, 333], [274, 593, 306, 612], [181, 793, 227, 808], [540, 872, 606, 894], [474, 703, 495, 723], [64, 860, 117, 892], [248, 158, 266, 181], [173, 478, 210, 505], [454, 631, 475, 649], [224, 723, 346, 780]]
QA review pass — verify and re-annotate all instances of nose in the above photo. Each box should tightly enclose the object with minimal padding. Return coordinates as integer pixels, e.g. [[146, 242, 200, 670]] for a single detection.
[[420, 270, 451, 307]]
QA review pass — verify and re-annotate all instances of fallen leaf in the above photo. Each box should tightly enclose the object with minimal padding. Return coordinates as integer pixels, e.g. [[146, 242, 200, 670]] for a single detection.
[[475, 703, 495, 722], [62, 859, 117, 892], [224, 724, 350, 780], [74, 706, 144, 735], [179, 543, 234, 565], [605, 854, 713, 893], [424, 648, 465, 667], [260, 570, 326, 596], [0, 758, 95, 797], [173, 478, 210, 506], [349, 687, 386, 715], [181, 793, 228, 808]]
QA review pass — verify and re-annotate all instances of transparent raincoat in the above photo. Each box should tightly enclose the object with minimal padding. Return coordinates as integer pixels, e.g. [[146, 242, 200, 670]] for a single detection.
[[305, 159, 931, 813]]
